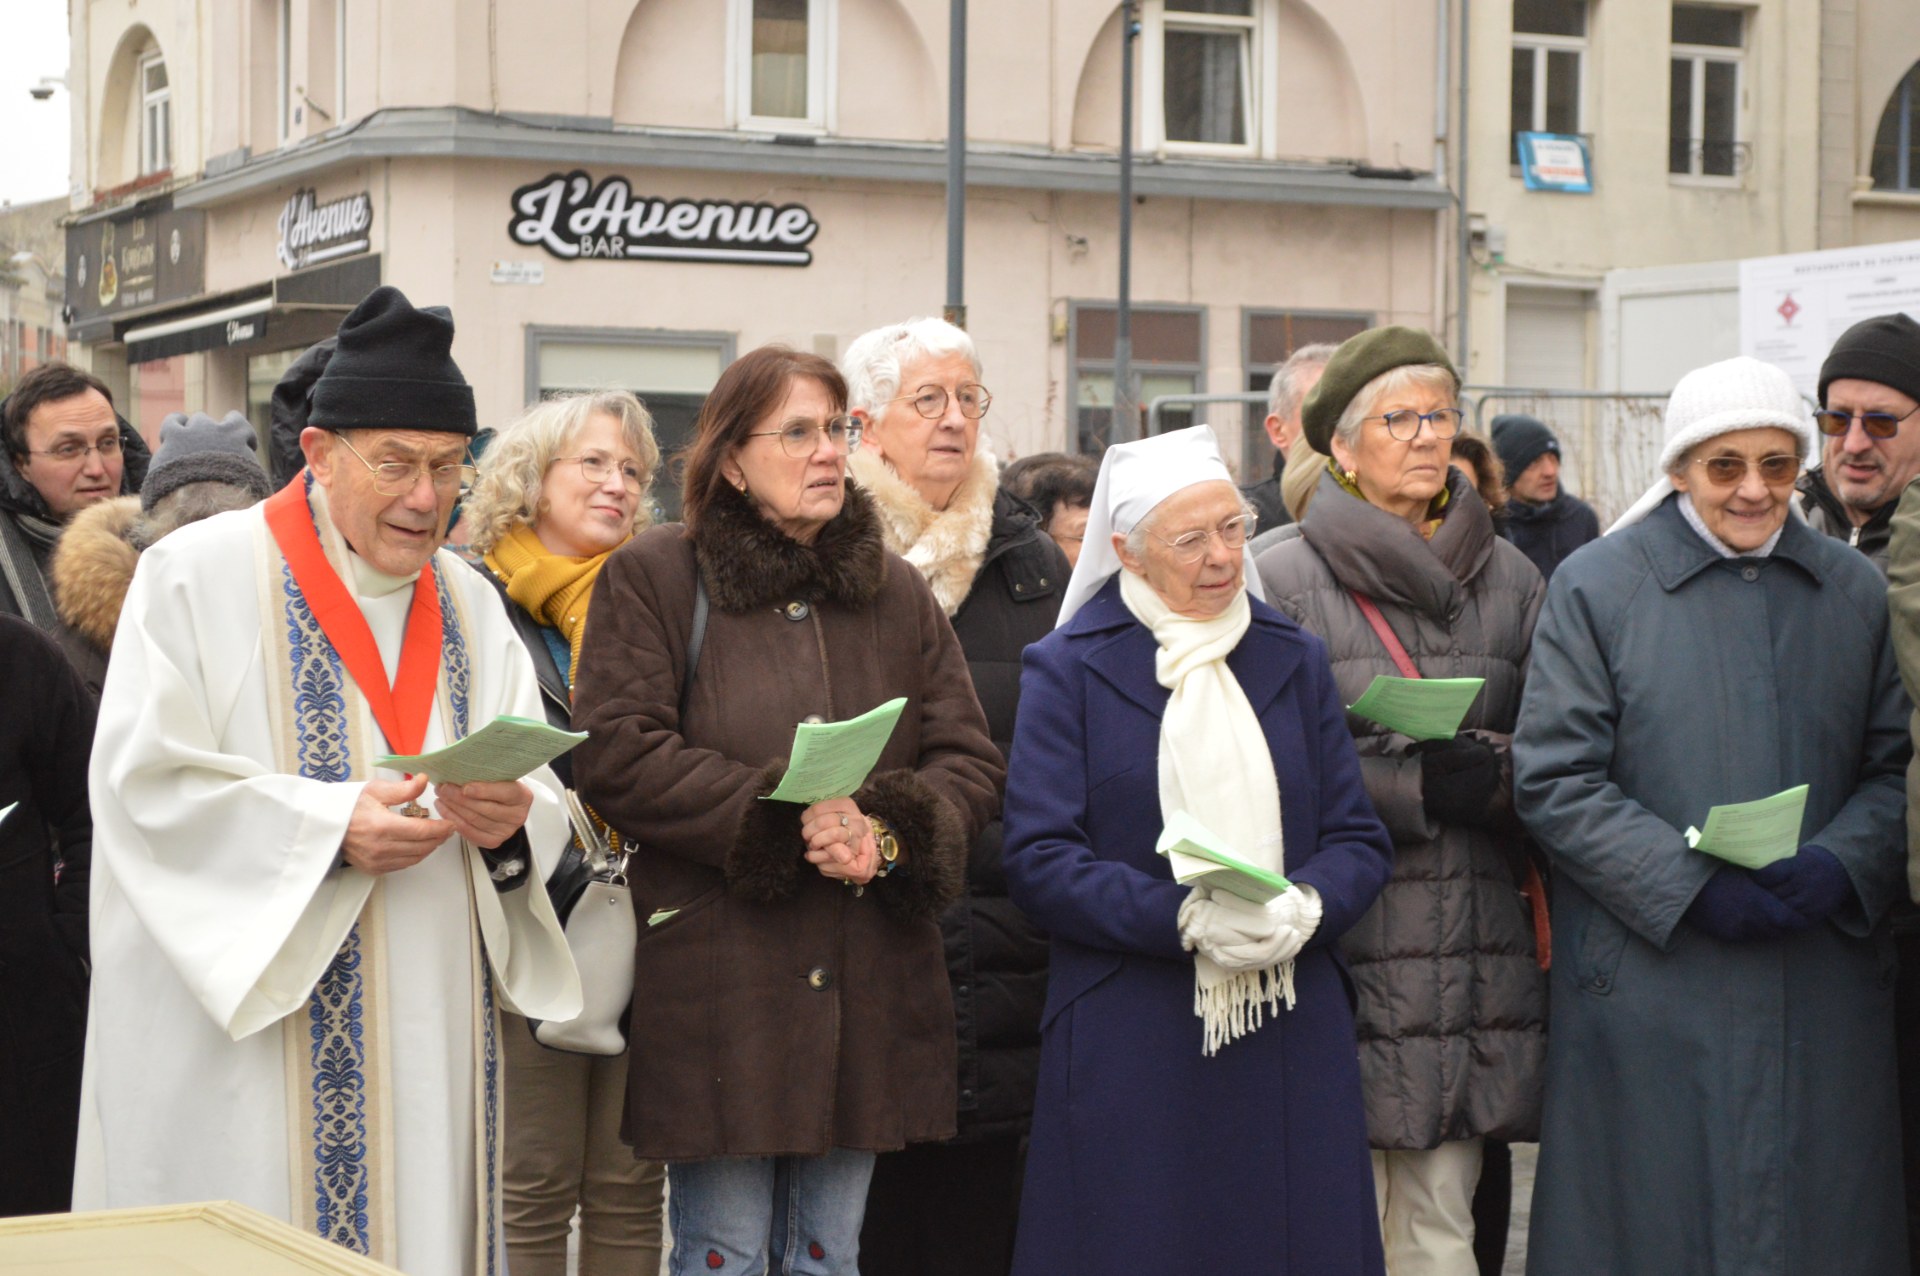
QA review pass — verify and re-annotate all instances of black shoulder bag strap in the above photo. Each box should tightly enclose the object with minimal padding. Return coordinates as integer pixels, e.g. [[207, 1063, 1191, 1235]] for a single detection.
[[680, 565, 709, 722]]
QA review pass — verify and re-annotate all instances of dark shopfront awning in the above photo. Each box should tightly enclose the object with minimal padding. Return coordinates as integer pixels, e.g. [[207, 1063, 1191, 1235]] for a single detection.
[[118, 254, 381, 364]]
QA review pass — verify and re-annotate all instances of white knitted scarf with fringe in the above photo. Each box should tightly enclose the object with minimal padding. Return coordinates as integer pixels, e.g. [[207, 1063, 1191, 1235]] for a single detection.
[[1118, 568, 1294, 1054]]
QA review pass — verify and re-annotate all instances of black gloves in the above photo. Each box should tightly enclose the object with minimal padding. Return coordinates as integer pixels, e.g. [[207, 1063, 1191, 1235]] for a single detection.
[[1419, 734, 1503, 830], [1685, 866, 1807, 942]]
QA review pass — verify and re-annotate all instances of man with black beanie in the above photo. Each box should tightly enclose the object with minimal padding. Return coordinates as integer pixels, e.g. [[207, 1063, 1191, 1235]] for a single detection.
[[73, 285, 580, 1276], [1490, 413, 1599, 583], [1849, 310, 1920, 1276], [1802, 313, 1920, 572]]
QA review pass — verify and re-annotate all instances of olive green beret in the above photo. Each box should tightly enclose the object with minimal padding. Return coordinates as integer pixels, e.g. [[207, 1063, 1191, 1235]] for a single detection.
[[1300, 326, 1458, 454]]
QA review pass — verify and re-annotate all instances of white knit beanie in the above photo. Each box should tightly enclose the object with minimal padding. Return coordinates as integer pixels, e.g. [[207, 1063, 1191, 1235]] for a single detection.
[[1608, 356, 1816, 532]]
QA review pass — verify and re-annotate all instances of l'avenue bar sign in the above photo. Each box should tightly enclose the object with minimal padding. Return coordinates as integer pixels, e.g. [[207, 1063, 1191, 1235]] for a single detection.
[[508, 171, 820, 267]]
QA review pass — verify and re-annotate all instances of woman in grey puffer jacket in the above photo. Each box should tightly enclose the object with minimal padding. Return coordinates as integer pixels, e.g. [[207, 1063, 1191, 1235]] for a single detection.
[[1253, 328, 1546, 1276]]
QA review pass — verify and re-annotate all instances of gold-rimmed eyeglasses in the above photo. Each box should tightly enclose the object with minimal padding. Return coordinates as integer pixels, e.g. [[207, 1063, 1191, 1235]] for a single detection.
[[552, 452, 647, 492], [1152, 513, 1258, 564], [889, 383, 993, 420], [1690, 453, 1802, 487], [334, 432, 476, 497], [745, 416, 860, 458]]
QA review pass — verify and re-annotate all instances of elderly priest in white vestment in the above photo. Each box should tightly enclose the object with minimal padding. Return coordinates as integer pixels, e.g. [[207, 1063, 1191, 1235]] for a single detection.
[[73, 287, 581, 1276]]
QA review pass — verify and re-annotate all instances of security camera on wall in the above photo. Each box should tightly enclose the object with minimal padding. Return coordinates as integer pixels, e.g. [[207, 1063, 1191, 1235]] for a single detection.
[[28, 86, 53, 101]]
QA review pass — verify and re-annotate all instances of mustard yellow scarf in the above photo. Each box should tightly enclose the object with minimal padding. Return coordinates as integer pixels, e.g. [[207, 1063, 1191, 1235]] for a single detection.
[[1329, 460, 1450, 540], [484, 523, 619, 684]]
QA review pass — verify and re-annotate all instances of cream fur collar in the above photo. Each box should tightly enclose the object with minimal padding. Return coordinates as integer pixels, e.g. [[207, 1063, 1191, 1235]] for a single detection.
[[850, 445, 997, 615]]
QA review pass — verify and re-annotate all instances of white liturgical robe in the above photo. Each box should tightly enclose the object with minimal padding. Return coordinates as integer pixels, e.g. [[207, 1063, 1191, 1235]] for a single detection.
[[73, 492, 581, 1276]]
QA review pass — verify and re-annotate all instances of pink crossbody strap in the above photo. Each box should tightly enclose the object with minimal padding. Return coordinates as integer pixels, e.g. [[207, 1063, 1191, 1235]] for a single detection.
[[1349, 591, 1421, 680]]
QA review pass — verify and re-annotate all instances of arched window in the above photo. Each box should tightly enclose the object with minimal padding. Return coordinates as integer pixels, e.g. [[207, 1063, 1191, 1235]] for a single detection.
[[139, 49, 170, 175], [1871, 62, 1920, 192]]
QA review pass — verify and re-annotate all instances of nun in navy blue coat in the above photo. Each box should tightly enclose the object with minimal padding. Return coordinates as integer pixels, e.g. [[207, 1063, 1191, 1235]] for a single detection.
[[1003, 426, 1392, 1276]]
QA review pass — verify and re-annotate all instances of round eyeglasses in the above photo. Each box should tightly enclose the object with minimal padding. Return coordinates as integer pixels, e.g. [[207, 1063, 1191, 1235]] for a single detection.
[[746, 416, 860, 458], [1152, 513, 1258, 564], [553, 453, 647, 492], [890, 384, 993, 420], [1362, 408, 1464, 441]]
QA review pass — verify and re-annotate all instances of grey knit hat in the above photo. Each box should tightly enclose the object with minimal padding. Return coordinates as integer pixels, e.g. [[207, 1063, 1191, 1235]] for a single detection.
[[141, 411, 273, 514]]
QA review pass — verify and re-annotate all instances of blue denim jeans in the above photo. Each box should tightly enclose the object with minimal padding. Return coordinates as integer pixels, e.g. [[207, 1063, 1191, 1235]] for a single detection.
[[667, 1148, 876, 1276]]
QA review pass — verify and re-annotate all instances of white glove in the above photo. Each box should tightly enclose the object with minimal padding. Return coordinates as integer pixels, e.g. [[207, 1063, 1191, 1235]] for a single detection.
[[1179, 885, 1323, 972]]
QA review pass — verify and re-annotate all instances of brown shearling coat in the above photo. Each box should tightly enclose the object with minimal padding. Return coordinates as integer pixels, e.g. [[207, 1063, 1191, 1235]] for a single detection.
[[571, 482, 1003, 1162]]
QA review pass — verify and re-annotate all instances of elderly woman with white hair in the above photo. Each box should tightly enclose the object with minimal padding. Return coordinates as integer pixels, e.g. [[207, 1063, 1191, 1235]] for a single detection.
[[842, 317, 1068, 1276], [461, 390, 665, 1276], [1253, 327, 1548, 1276], [1514, 356, 1909, 1274], [1003, 424, 1392, 1274]]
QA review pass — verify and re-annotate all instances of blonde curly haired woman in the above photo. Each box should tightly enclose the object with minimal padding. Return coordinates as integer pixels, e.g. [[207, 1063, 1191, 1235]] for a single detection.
[[463, 390, 664, 1276]]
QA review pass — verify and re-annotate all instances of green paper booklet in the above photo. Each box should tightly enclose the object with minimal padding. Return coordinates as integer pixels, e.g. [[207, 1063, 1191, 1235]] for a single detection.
[[1684, 784, 1809, 870], [1155, 811, 1292, 905], [762, 697, 908, 805], [375, 714, 588, 785], [1348, 675, 1485, 741], [1351, 671, 1482, 740]]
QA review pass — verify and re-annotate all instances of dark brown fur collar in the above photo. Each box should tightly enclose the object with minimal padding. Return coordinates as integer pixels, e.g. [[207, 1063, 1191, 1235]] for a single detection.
[[694, 479, 886, 612]]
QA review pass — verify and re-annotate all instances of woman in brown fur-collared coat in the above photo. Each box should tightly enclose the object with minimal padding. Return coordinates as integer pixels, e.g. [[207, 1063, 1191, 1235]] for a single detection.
[[571, 346, 1003, 1276]]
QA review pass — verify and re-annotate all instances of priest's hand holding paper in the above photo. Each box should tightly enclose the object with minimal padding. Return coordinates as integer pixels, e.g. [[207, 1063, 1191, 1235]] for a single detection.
[[800, 797, 879, 886], [344, 775, 458, 875], [1177, 885, 1324, 972], [435, 779, 535, 850]]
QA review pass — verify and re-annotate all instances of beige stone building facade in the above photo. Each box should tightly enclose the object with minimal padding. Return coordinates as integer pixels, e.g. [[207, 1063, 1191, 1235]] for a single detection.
[[65, 0, 1454, 485], [1464, 0, 1920, 394]]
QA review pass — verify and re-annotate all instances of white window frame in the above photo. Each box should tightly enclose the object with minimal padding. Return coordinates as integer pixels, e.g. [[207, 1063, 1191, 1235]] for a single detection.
[[1669, 6, 1747, 184], [277, 0, 292, 144], [139, 51, 171, 175], [728, 0, 836, 134], [1142, 0, 1276, 158], [336, 0, 348, 124], [1511, 7, 1587, 169]]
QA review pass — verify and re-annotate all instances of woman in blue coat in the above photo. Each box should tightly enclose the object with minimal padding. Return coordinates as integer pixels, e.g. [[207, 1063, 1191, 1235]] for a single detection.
[[1003, 425, 1394, 1275]]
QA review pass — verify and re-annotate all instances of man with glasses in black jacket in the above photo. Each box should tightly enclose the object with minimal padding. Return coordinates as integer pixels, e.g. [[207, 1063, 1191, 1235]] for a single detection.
[[1800, 313, 1920, 574], [1833, 312, 1920, 1276]]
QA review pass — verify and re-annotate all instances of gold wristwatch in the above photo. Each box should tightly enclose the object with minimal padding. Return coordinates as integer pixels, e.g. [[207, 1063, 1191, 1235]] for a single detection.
[[868, 814, 902, 878]]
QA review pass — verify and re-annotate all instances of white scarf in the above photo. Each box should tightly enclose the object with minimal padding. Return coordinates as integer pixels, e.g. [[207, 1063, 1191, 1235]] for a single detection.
[[1118, 567, 1294, 1053]]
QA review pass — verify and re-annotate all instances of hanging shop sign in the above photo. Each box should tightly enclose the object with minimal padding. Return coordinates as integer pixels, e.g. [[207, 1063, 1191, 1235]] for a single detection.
[[66, 204, 207, 328], [277, 188, 374, 271], [508, 171, 820, 267], [1516, 133, 1594, 194]]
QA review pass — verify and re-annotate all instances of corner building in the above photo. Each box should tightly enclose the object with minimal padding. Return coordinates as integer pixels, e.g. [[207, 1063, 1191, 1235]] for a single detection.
[[68, 0, 1453, 489]]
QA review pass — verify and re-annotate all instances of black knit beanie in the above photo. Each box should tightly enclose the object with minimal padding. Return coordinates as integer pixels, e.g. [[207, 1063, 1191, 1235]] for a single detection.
[[1490, 414, 1560, 485], [1818, 313, 1920, 408], [268, 336, 335, 487], [142, 411, 273, 514], [307, 286, 476, 436]]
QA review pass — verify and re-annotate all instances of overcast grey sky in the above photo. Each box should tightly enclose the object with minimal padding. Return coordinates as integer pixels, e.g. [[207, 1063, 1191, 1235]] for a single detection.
[[1, 0, 75, 208]]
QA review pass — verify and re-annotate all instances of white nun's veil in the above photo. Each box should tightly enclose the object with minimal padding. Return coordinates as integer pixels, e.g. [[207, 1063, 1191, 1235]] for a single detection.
[[1055, 424, 1266, 627]]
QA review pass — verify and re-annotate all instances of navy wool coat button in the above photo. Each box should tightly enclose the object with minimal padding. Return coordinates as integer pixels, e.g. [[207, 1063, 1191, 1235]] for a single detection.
[[1741, 566, 1759, 582], [807, 967, 832, 990]]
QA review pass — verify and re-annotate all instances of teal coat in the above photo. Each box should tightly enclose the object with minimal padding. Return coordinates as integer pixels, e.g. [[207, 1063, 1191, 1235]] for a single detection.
[[1514, 495, 1910, 1276]]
